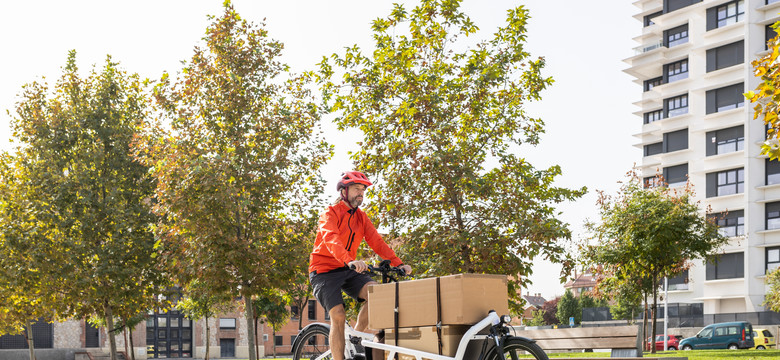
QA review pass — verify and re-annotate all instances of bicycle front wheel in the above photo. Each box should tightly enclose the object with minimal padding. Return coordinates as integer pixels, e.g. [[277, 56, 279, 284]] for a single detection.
[[485, 338, 549, 360], [293, 325, 331, 360]]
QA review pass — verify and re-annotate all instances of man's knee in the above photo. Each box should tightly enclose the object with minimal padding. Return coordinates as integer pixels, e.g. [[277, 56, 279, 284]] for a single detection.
[[358, 281, 377, 301], [330, 305, 346, 322]]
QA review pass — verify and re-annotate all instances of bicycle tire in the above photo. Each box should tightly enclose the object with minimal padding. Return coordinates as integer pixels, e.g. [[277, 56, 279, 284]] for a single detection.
[[484, 337, 549, 360], [293, 325, 331, 360]]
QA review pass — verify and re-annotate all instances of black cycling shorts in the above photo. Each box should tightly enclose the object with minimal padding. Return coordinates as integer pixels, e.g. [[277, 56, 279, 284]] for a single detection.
[[310, 267, 374, 313]]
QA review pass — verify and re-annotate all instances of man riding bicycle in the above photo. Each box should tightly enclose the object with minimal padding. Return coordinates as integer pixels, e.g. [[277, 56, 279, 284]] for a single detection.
[[309, 171, 412, 360]]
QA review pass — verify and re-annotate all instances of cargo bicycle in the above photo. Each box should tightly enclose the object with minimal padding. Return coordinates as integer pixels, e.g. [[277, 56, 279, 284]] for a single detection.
[[291, 261, 548, 360]]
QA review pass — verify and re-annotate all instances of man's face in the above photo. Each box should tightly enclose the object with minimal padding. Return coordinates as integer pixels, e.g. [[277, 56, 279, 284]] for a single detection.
[[343, 183, 366, 208]]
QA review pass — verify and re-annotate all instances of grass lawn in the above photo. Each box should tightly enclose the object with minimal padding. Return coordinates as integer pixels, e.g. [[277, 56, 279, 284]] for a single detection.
[[541, 349, 780, 359]]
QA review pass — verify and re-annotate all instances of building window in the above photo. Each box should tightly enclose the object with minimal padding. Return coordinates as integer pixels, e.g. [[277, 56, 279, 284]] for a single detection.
[[706, 0, 744, 30], [219, 318, 236, 329], [706, 252, 744, 280], [769, 0, 780, 5], [709, 210, 744, 237], [644, 11, 663, 27], [644, 175, 663, 188], [644, 109, 664, 124], [644, 142, 663, 157], [663, 128, 688, 153], [706, 41, 744, 72], [768, 247, 780, 273], [706, 168, 744, 198], [767, 201, 780, 230], [664, 59, 689, 83], [274, 335, 283, 346], [263, 334, 269, 342], [665, 0, 702, 13], [308, 300, 317, 320], [664, 24, 689, 48], [767, 24, 778, 51], [644, 77, 663, 92], [291, 335, 297, 346], [667, 270, 689, 291], [665, 95, 688, 118], [291, 305, 299, 319], [706, 125, 744, 156], [768, 159, 780, 185], [663, 163, 688, 188], [705, 83, 744, 114]]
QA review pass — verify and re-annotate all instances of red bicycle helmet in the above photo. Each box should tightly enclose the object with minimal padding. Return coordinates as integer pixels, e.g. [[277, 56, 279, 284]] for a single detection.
[[337, 171, 373, 191]]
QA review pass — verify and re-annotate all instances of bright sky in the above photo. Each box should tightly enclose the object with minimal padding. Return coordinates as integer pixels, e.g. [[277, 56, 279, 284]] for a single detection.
[[0, 1, 640, 301]]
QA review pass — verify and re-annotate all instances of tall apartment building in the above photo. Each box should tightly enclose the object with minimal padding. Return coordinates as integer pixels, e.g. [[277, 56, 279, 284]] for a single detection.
[[625, 0, 780, 323]]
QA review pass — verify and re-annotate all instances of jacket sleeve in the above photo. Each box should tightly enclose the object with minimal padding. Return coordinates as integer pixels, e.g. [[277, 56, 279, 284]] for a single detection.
[[319, 209, 353, 266], [363, 216, 403, 266]]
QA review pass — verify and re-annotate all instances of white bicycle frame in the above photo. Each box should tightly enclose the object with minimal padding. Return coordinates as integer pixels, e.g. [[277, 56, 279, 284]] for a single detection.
[[312, 311, 501, 360]]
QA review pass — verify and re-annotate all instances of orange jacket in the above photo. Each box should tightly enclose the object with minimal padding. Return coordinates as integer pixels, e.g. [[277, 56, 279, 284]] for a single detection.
[[309, 200, 403, 274]]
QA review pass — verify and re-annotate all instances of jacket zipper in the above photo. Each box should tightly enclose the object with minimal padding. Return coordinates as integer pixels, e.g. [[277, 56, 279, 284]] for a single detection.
[[345, 210, 356, 251]]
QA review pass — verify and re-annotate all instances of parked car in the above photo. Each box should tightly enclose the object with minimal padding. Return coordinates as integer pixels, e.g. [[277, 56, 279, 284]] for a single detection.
[[750, 328, 776, 350], [645, 334, 683, 351], [679, 321, 754, 350]]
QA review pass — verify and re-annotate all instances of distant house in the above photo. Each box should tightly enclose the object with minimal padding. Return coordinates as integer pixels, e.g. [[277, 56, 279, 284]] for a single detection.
[[563, 269, 597, 297], [520, 293, 546, 323]]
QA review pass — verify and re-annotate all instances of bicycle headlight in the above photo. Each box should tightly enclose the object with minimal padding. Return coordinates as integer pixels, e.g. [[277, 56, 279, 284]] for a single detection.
[[501, 315, 512, 325]]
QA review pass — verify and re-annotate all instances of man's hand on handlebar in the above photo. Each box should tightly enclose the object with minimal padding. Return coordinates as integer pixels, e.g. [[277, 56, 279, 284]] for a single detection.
[[348, 260, 369, 273], [399, 264, 412, 275]]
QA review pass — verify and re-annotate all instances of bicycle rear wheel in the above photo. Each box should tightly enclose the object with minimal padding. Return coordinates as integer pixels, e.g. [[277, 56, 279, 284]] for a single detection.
[[485, 338, 549, 360], [293, 325, 331, 360]]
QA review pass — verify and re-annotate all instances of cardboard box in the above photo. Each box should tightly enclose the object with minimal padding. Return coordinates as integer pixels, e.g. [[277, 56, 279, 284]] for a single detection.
[[367, 273, 509, 329], [385, 325, 470, 357]]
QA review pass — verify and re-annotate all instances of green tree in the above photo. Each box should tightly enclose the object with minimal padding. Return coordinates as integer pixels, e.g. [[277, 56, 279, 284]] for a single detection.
[[555, 289, 580, 325], [526, 309, 546, 327], [137, 4, 330, 360], [9, 51, 167, 360], [253, 290, 290, 358], [579, 293, 607, 309], [177, 280, 235, 360], [318, 0, 585, 313], [582, 172, 728, 353], [597, 276, 642, 325], [765, 268, 780, 312], [282, 212, 319, 331], [747, 22, 780, 159], [0, 152, 62, 360]]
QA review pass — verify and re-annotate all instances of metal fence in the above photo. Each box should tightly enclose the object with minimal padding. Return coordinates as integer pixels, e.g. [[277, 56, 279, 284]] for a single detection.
[[583, 304, 780, 327]]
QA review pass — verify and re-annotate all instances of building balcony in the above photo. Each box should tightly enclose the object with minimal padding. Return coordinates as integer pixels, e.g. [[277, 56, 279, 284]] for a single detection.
[[633, 39, 664, 55]]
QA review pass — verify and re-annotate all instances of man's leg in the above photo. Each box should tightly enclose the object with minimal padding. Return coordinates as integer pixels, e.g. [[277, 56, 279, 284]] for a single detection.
[[354, 281, 377, 332], [329, 304, 347, 360]]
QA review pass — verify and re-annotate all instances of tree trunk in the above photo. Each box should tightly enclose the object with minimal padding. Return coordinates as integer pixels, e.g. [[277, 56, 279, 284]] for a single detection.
[[273, 328, 277, 358], [105, 303, 118, 360], [244, 292, 257, 360], [642, 301, 648, 352], [123, 323, 129, 360], [26, 320, 36, 360], [298, 299, 305, 330], [651, 273, 659, 354], [205, 317, 210, 360], [128, 322, 136, 360]]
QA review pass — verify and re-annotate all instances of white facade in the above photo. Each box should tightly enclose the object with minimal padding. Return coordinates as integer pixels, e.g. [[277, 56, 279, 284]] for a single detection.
[[625, 0, 780, 317]]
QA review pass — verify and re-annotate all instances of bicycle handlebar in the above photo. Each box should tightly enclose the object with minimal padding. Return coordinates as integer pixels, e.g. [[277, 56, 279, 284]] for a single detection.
[[349, 260, 407, 282]]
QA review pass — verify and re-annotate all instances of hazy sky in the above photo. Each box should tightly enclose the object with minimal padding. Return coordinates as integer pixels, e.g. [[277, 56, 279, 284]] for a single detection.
[[0, 1, 640, 300]]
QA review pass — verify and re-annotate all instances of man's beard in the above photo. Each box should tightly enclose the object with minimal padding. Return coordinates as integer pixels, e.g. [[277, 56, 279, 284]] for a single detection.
[[348, 195, 363, 208]]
